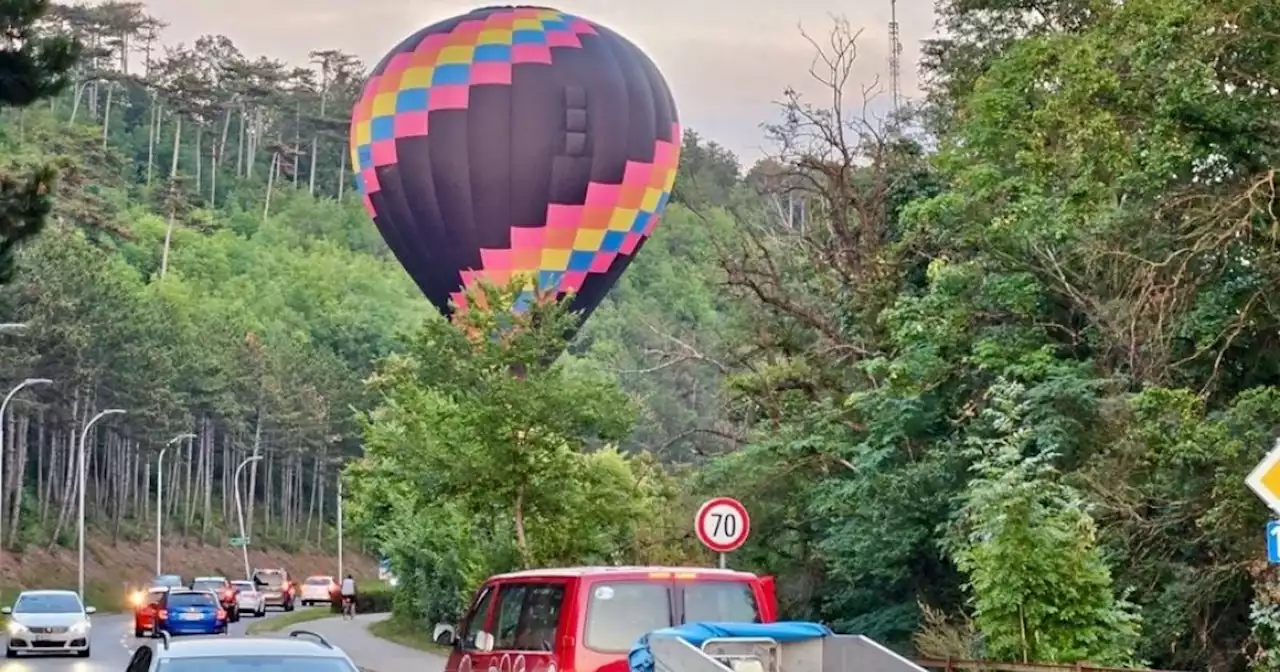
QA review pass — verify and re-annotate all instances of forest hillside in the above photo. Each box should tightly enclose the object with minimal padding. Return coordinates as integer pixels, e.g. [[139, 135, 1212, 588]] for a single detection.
[[1, 2, 1279, 672]]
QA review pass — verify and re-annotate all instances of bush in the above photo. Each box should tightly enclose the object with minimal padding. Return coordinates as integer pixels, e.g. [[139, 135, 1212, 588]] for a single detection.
[[329, 583, 394, 614]]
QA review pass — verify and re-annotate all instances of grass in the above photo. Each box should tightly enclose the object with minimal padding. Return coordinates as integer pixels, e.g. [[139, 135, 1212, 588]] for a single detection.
[[367, 617, 452, 657], [245, 607, 336, 635]]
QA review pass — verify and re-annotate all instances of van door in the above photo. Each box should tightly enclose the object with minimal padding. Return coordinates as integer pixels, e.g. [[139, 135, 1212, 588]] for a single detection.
[[574, 578, 676, 672], [447, 584, 497, 672], [487, 580, 567, 672]]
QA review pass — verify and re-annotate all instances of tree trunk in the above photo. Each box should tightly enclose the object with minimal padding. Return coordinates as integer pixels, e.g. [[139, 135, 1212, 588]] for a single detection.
[[101, 82, 114, 147], [159, 114, 183, 279], [263, 152, 279, 221]]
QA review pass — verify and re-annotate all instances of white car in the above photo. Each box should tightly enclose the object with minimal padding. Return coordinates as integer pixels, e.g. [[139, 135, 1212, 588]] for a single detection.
[[300, 576, 337, 606], [231, 581, 267, 618], [3, 589, 95, 658]]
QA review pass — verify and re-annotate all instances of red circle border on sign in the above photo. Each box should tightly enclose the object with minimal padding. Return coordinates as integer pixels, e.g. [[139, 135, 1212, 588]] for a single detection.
[[695, 496, 750, 553]]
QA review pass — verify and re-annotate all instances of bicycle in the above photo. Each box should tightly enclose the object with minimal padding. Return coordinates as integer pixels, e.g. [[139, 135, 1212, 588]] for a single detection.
[[341, 595, 356, 620]]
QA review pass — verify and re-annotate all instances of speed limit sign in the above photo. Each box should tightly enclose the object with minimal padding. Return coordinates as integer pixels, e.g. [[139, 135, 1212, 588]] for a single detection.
[[695, 497, 750, 553]]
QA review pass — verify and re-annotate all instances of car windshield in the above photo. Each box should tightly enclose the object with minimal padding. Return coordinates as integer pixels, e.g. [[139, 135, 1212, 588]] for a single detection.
[[14, 594, 82, 614], [156, 575, 185, 587], [157, 656, 357, 670], [305, 578, 330, 585], [192, 580, 226, 591], [232, 582, 255, 592], [682, 582, 760, 623], [169, 593, 217, 607]]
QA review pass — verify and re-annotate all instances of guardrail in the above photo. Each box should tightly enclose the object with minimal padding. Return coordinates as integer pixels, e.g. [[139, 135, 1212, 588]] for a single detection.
[[913, 659, 1189, 672]]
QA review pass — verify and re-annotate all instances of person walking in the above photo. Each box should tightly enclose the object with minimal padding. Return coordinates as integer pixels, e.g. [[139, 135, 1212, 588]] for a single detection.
[[340, 574, 357, 619]]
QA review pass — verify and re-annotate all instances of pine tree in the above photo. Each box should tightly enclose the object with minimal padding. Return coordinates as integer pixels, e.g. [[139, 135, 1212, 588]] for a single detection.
[[0, 0, 80, 282]]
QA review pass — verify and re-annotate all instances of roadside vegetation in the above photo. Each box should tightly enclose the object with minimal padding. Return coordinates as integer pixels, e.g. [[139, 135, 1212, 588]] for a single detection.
[[1, 1, 1278, 670]]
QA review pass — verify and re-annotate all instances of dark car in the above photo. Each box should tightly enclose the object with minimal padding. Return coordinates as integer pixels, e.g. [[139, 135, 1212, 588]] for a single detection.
[[188, 577, 239, 622]]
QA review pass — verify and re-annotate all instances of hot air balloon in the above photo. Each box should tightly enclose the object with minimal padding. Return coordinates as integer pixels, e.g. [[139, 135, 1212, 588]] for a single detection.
[[349, 5, 679, 330]]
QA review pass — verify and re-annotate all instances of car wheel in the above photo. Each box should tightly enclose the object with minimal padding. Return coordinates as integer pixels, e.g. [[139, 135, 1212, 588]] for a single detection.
[[78, 647, 90, 658], [256, 606, 266, 618], [135, 627, 145, 637], [5, 647, 16, 658]]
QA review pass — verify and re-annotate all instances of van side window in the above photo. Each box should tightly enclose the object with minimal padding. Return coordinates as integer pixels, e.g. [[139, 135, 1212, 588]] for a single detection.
[[584, 582, 672, 653], [683, 582, 760, 624], [494, 584, 529, 649], [493, 583, 566, 651], [462, 586, 495, 650]]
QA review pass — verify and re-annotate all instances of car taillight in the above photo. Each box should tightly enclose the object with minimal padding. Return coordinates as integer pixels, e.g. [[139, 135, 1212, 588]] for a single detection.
[[158, 609, 168, 620], [216, 609, 226, 620]]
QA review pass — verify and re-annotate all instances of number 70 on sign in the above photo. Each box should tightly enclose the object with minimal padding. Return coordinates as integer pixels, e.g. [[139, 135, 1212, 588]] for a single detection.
[[696, 497, 750, 554]]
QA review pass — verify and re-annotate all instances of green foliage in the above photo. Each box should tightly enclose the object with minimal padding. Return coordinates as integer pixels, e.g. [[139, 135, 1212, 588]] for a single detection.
[[948, 381, 1141, 665], [327, 583, 394, 615], [346, 285, 673, 622]]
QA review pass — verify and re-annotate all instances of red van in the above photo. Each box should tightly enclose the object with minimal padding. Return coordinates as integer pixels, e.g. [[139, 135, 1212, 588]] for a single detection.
[[439, 566, 778, 672]]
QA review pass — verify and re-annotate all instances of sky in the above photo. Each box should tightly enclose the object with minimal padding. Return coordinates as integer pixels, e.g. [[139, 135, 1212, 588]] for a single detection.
[[135, 0, 939, 162]]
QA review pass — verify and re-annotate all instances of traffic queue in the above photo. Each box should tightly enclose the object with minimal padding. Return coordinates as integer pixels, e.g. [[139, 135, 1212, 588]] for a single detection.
[[128, 567, 343, 639]]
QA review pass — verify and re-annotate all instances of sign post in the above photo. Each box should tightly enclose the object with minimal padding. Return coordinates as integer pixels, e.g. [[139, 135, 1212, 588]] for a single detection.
[[695, 497, 750, 568], [230, 536, 249, 547]]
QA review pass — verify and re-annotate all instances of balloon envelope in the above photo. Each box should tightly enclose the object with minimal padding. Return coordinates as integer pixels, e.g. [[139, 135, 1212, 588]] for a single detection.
[[349, 5, 680, 326]]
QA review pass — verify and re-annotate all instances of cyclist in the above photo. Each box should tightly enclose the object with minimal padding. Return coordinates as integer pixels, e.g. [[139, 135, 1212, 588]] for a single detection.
[[340, 574, 356, 619]]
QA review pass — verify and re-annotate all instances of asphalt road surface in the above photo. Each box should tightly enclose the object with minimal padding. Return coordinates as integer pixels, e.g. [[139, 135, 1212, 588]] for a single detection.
[[0, 606, 309, 671]]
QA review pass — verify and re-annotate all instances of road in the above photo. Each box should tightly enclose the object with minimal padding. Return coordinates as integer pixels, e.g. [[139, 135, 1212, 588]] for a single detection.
[[0, 606, 308, 671], [1, 607, 448, 671]]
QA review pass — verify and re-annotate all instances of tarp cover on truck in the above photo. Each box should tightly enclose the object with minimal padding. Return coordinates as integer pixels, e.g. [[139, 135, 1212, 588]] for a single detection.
[[628, 622, 833, 672]]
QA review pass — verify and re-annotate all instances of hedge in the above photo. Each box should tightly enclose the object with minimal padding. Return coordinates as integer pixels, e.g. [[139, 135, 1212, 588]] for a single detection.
[[329, 583, 394, 614]]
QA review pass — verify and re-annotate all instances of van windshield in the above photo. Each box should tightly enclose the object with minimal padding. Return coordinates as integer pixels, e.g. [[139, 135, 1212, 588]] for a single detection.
[[584, 582, 671, 653], [683, 582, 760, 623]]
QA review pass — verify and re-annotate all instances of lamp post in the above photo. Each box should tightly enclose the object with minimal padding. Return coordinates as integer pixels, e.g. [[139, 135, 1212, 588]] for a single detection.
[[78, 409, 124, 600], [156, 432, 195, 576], [233, 455, 263, 580], [337, 478, 343, 579], [0, 378, 51, 544]]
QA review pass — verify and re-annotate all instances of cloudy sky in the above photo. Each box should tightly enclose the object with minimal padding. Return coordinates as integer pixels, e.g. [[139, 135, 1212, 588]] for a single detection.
[[136, 0, 938, 161]]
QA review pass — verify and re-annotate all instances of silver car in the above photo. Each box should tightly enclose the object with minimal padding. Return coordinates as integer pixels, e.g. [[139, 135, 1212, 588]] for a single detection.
[[126, 629, 358, 670], [231, 580, 267, 617], [3, 589, 95, 658]]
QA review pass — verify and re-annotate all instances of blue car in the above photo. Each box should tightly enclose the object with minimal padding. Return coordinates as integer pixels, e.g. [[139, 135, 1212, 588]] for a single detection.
[[155, 590, 227, 637]]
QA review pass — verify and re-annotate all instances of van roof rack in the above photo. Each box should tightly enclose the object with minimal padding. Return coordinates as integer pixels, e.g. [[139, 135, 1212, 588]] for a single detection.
[[289, 630, 333, 649]]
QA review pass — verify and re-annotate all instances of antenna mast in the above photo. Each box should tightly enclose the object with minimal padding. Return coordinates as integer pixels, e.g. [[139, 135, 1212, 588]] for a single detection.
[[888, 0, 902, 112]]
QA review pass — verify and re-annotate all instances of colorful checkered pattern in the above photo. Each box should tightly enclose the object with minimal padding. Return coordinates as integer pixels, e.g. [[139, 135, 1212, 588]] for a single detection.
[[348, 7, 680, 314], [452, 122, 681, 310], [349, 7, 597, 187]]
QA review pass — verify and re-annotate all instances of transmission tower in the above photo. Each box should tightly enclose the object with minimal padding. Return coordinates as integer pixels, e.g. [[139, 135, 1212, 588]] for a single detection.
[[888, 0, 902, 112]]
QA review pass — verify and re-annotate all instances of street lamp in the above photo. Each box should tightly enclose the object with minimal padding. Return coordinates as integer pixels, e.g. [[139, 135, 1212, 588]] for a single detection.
[[0, 377, 51, 544], [337, 478, 344, 579], [156, 432, 195, 576], [233, 455, 263, 581], [77, 408, 124, 601]]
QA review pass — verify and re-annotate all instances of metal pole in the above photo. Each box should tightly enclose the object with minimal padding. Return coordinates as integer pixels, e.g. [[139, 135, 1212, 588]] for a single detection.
[[156, 433, 194, 577], [719, 553, 726, 569], [234, 455, 262, 580], [0, 378, 50, 545], [78, 408, 124, 600], [337, 479, 343, 579]]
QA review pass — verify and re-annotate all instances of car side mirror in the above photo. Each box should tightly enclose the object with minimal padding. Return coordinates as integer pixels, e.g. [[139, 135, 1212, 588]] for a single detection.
[[85, 606, 97, 614], [0, 607, 10, 614], [433, 623, 456, 647]]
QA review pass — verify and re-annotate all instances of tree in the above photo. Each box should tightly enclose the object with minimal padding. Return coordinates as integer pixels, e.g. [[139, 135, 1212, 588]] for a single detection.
[[0, 0, 79, 282]]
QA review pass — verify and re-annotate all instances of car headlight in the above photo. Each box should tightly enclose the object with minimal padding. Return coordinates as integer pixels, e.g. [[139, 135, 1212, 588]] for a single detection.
[[7, 621, 27, 635], [69, 621, 88, 634]]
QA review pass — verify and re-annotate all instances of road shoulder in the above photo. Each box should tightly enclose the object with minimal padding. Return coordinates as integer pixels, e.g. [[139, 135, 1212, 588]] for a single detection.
[[293, 613, 446, 672]]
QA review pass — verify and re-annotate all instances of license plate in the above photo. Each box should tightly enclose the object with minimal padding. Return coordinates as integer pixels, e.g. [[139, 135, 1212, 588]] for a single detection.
[[31, 633, 50, 641], [181, 613, 203, 621]]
